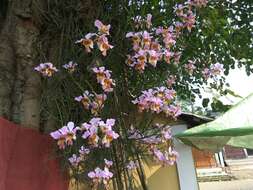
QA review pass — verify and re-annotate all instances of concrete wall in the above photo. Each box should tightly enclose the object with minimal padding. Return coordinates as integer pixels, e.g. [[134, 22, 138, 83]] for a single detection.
[[69, 117, 198, 190], [173, 124, 199, 190]]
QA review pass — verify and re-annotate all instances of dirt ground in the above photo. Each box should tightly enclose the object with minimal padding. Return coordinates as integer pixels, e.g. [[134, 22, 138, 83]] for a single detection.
[[199, 179, 253, 190], [199, 165, 253, 190]]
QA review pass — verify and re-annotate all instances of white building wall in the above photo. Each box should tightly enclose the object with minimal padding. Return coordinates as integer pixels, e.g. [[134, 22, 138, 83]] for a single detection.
[[172, 124, 199, 190]]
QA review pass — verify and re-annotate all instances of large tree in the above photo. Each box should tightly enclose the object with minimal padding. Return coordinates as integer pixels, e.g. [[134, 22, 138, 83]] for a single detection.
[[0, 0, 252, 130]]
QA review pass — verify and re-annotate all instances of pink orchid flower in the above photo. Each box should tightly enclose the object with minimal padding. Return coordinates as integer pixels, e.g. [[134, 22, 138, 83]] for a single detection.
[[164, 89, 176, 102], [90, 94, 107, 115], [62, 61, 77, 73], [153, 148, 166, 163], [74, 91, 92, 110], [188, 0, 208, 8], [175, 21, 184, 34], [50, 130, 66, 149], [34, 62, 58, 77], [162, 127, 172, 140], [88, 167, 113, 186], [60, 122, 78, 145], [163, 33, 176, 48], [135, 49, 147, 63], [173, 52, 181, 64], [75, 33, 96, 53], [101, 167, 113, 183], [101, 78, 115, 92], [142, 31, 152, 48], [92, 67, 111, 83], [88, 167, 103, 179], [148, 50, 161, 67], [166, 105, 182, 118], [166, 75, 176, 87], [175, 4, 185, 17], [150, 41, 161, 51], [210, 63, 224, 75], [99, 119, 116, 132], [68, 154, 81, 167], [202, 68, 211, 80], [126, 161, 137, 170], [97, 35, 113, 56], [164, 50, 174, 64], [50, 122, 78, 149], [94, 20, 111, 35], [125, 55, 135, 67], [185, 60, 196, 75], [81, 119, 100, 146], [184, 11, 196, 32], [166, 147, 179, 165], [79, 146, 90, 156], [104, 159, 113, 168], [146, 14, 152, 29], [102, 130, 119, 147], [134, 61, 146, 73], [126, 32, 141, 46], [149, 97, 163, 113], [92, 67, 115, 92]]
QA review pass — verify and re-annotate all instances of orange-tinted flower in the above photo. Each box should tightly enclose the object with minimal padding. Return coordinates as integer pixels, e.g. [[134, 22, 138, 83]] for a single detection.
[[94, 20, 111, 35], [75, 33, 96, 53], [97, 35, 113, 56], [34, 62, 58, 77]]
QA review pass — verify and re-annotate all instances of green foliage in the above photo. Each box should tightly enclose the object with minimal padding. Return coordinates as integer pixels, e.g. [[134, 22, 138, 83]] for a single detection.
[[32, 0, 253, 189]]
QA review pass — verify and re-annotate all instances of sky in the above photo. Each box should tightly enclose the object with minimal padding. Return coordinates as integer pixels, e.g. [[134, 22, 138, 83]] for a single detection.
[[220, 66, 253, 104], [226, 67, 253, 97], [198, 66, 253, 107]]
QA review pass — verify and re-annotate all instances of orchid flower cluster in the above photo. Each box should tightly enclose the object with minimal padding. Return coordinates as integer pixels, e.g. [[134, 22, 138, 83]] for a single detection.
[[132, 14, 153, 30], [68, 146, 90, 167], [50, 118, 118, 167], [75, 20, 113, 56], [125, 1, 202, 73], [202, 63, 224, 80], [128, 125, 178, 166], [88, 159, 113, 190], [175, 3, 196, 32], [152, 147, 179, 166], [73, 21, 115, 116], [74, 67, 115, 115], [75, 91, 107, 116], [35, 0, 223, 188], [93, 67, 115, 93], [81, 118, 119, 148], [132, 86, 181, 118]]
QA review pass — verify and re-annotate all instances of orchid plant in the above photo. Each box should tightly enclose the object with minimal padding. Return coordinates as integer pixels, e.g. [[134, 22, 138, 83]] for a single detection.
[[35, 0, 223, 189]]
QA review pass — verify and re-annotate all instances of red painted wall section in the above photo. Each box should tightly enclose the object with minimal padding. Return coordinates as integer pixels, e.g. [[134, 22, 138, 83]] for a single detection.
[[224, 145, 246, 159], [0, 118, 69, 190], [192, 148, 217, 168]]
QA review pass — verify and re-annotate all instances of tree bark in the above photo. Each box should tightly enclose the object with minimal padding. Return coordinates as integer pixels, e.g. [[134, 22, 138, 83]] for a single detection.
[[0, 0, 41, 129], [0, 0, 102, 131]]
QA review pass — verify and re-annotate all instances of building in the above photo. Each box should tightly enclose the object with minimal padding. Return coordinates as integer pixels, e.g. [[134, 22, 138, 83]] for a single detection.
[[70, 113, 213, 190]]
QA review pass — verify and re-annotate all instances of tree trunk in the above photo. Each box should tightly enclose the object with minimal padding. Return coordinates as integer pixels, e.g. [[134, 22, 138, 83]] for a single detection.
[[0, 0, 41, 129], [0, 0, 102, 131]]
